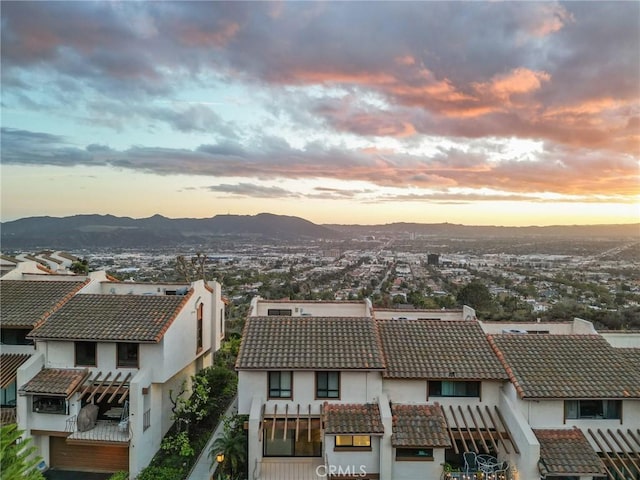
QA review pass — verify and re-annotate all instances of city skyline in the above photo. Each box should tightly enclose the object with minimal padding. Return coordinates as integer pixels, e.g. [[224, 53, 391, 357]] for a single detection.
[[1, 1, 639, 226]]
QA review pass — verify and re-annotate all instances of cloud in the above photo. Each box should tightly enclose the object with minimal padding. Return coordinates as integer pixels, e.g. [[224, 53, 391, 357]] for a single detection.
[[206, 183, 298, 198], [1, 1, 638, 205], [3, 128, 637, 201]]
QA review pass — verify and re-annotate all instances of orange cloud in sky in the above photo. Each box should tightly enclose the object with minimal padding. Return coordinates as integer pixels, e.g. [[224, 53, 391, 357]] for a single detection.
[[178, 21, 240, 47], [473, 68, 550, 101]]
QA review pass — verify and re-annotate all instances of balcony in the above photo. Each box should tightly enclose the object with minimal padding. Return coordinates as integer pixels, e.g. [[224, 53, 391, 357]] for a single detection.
[[255, 458, 324, 480], [65, 416, 131, 444], [0, 407, 16, 425]]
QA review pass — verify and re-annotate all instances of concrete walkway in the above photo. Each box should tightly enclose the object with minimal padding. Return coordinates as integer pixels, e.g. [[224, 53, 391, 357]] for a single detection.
[[186, 395, 238, 480]]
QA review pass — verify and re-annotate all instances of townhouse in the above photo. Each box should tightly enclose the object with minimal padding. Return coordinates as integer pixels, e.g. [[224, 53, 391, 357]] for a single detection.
[[1, 269, 225, 476], [236, 298, 640, 480]]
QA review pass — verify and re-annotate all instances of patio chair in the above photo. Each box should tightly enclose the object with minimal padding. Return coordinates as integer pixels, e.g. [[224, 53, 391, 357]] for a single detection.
[[493, 461, 509, 479], [463, 451, 477, 474]]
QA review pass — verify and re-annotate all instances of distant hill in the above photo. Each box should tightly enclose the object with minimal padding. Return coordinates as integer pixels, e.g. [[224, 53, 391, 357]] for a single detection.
[[1, 214, 637, 249], [0, 213, 340, 249]]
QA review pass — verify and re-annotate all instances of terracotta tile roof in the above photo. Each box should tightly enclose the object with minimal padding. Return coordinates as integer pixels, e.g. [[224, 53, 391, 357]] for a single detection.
[[377, 319, 508, 380], [28, 292, 192, 342], [324, 403, 384, 435], [236, 317, 385, 370], [489, 335, 640, 398], [19, 368, 89, 397], [0, 280, 87, 328], [391, 403, 451, 448], [0, 353, 31, 388], [535, 428, 607, 477]]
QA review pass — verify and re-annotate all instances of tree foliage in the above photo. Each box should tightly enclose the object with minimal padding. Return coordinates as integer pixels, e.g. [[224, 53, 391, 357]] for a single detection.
[[456, 280, 495, 313], [209, 415, 247, 479], [0, 424, 45, 480]]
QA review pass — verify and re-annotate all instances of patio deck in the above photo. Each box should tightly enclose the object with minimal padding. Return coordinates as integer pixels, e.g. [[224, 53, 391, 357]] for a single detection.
[[256, 458, 324, 480], [65, 417, 130, 444]]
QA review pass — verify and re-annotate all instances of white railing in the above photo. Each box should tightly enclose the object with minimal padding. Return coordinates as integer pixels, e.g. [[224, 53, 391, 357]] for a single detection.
[[65, 416, 131, 443]]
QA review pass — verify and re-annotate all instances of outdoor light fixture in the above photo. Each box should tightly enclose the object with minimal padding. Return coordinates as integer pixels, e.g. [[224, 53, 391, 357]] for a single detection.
[[216, 452, 225, 464]]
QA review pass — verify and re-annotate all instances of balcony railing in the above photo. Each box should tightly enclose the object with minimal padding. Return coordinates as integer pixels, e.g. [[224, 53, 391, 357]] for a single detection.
[[65, 416, 131, 444], [0, 408, 17, 425]]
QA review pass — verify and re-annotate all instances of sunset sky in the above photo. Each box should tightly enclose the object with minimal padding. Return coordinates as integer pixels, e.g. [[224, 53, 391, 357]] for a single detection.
[[1, 1, 639, 226]]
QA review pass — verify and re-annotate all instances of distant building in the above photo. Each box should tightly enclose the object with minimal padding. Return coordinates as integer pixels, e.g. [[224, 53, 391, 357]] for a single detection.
[[427, 253, 439, 266]]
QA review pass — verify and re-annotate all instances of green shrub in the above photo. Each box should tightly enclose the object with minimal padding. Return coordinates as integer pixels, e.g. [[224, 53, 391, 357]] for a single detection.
[[135, 465, 184, 480], [108, 472, 129, 480]]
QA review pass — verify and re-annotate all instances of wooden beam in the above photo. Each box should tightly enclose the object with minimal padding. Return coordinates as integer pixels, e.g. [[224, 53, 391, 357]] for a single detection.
[[258, 404, 265, 443], [97, 372, 122, 403], [608, 429, 640, 473], [618, 429, 639, 456], [484, 405, 509, 454], [475, 405, 501, 454], [271, 404, 277, 441], [448, 405, 469, 453], [107, 372, 131, 403], [627, 429, 640, 451], [466, 405, 490, 453], [86, 372, 111, 403], [597, 429, 636, 479], [457, 405, 479, 452], [440, 404, 458, 454], [283, 404, 289, 440], [588, 429, 626, 480], [79, 371, 101, 399]]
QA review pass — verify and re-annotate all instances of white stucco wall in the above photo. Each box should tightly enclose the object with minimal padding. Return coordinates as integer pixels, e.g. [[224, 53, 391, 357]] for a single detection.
[[391, 448, 446, 480], [252, 299, 370, 317], [238, 370, 383, 415], [374, 309, 465, 320], [382, 379, 503, 406], [325, 435, 381, 476]]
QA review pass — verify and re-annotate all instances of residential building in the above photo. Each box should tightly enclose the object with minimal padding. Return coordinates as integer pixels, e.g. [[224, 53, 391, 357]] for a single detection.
[[1, 273, 225, 476], [236, 298, 640, 480]]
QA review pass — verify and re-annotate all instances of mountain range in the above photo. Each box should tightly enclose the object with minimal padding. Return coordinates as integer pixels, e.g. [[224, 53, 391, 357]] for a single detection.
[[1, 213, 638, 249]]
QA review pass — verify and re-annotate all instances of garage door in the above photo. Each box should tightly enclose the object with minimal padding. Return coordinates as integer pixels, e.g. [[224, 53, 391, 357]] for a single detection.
[[50, 437, 128, 472]]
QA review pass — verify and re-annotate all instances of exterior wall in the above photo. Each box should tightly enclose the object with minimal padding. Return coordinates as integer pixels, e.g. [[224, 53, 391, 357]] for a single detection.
[[391, 448, 445, 480], [498, 388, 540, 480], [481, 318, 599, 336], [602, 332, 640, 348], [129, 368, 155, 477], [382, 379, 503, 406], [251, 299, 370, 317], [238, 370, 383, 415], [374, 309, 465, 321], [324, 435, 380, 476], [98, 281, 189, 295]]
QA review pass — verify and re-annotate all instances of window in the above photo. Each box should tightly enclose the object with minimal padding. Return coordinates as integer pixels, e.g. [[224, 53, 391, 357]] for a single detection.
[[117, 343, 139, 368], [316, 372, 340, 398], [196, 303, 203, 352], [269, 371, 292, 398], [335, 435, 371, 450], [396, 448, 434, 461], [0, 328, 32, 345], [33, 396, 67, 415], [267, 309, 292, 316], [75, 342, 96, 366], [428, 381, 480, 397], [565, 400, 621, 420], [263, 418, 322, 457]]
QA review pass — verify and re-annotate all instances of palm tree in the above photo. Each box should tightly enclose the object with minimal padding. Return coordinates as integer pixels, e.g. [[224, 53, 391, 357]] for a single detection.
[[209, 416, 247, 480], [0, 424, 45, 480]]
